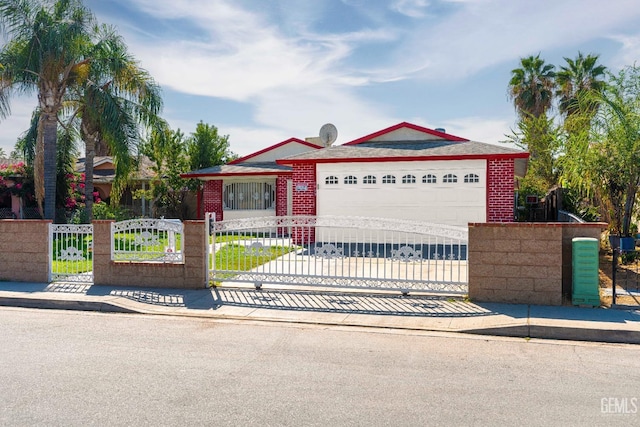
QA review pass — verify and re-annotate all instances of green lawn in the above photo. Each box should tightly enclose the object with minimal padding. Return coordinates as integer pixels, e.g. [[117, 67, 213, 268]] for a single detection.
[[51, 235, 93, 274], [209, 242, 297, 283], [113, 231, 182, 253]]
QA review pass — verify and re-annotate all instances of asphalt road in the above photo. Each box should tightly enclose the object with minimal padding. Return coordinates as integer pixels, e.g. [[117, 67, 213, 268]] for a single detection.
[[1, 307, 639, 426]]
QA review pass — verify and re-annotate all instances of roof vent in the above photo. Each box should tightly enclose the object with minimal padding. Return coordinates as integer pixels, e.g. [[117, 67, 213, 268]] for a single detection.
[[435, 127, 446, 133]]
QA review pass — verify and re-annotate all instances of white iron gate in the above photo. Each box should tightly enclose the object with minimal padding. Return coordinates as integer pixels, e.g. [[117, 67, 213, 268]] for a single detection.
[[206, 214, 468, 294], [49, 223, 93, 282]]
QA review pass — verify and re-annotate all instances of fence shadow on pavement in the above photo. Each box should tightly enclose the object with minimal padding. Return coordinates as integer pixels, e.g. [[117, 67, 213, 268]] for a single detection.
[[3, 281, 497, 317], [212, 287, 494, 317]]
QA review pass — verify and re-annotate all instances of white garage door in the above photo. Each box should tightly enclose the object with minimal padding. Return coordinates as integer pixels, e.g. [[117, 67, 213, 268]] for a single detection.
[[316, 160, 486, 226]]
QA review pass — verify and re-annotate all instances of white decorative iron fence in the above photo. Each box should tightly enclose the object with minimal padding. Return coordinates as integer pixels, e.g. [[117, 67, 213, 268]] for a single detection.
[[206, 214, 468, 294], [111, 218, 183, 262], [49, 224, 93, 282]]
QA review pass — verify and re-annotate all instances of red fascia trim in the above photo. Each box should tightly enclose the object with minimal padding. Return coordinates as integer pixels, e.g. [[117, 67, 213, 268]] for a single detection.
[[343, 121, 469, 145], [228, 138, 322, 164], [277, 152, 529, 165], [181, 170, 292, 179]]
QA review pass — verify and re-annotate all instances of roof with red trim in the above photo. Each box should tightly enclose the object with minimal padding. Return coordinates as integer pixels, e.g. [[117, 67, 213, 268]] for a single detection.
[[277, 122, 527, 164], [229, 137, 322, 164]]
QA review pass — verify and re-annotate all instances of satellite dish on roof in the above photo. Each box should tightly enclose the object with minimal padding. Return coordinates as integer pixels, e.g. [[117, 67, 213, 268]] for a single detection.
[[319, 123, 338, 147]]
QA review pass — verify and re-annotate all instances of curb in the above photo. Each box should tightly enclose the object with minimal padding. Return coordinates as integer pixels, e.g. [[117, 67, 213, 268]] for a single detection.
[[463, 325, 640, 345], [2, 295, 640, 345], [0, 296, 137, 314]]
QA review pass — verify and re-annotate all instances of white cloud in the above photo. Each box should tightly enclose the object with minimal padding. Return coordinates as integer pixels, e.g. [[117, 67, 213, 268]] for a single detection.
[[437, 116, 516, 146], [390, 0, 430, 18], [118, 0, 393, 102], [22, 0, 634, 161], [608, 33, 640, 70], [394, 0, 640, 81]]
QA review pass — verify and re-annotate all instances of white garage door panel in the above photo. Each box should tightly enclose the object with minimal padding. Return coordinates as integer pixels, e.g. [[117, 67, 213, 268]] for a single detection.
[[316, 160, 487, 226]]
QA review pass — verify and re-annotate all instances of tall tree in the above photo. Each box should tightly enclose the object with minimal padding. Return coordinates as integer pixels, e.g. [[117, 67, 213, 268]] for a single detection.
[[66, 24, 163, 221], [185, 121, 235, 218], [509, 54, 556, 119], [508, 54, 557, 189], [187, 121, 233, 172], [0, 0, 95, 221], [556, 52, 607, 119], [142, 126, 191, 219], [560, 65, 640, 237]]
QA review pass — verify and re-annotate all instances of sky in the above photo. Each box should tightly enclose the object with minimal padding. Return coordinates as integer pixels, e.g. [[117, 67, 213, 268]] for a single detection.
[[2, 0, 640, 158]]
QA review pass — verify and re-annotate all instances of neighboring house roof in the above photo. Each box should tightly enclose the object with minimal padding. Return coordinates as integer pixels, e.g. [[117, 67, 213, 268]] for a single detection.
[[75, 156, 156, 183]]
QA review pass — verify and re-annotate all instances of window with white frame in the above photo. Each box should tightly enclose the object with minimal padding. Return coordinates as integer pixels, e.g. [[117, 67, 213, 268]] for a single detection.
[[344, 175, 357, 184], [382, 174, 396, 184], [223, 182, 275, 210], [422, 174, 437, 184], [402, 174, 416, 184], [443, 174, 458, 183], [464, 173, 480, 183], [325, 176, 338, 185], [363, 175, 377, 184]]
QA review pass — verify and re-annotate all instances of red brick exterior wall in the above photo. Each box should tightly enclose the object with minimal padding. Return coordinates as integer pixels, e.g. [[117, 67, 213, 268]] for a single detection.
[[203, 180, 223, 221], [291, 163, 316, 244], [291, 163, 316, 215], [487, 158, 515, 222], [276, 175, 288, 217]]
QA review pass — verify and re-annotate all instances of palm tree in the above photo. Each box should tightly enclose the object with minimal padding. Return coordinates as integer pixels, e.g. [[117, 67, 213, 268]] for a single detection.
[[0, 0, 95, 221], [509, 54, 556, 118], [508, 54, 557, 188], [556, 52, 607, 119], [66, 24, 163, 220]]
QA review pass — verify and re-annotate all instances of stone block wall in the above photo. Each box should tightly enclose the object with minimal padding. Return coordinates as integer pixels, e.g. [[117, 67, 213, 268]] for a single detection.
[[0, 220, 50, 282], [93, 220, 206, 289], [468, 222, 606, 305]]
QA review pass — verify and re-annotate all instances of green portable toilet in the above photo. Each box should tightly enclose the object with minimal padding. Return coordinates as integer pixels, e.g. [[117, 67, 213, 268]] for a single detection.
[[572, 237, 600, 307]]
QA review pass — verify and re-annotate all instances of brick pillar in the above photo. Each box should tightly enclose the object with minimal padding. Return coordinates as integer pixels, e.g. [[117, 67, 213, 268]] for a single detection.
[[291, 163, 316, 244], [276, 175, 288, 217], [487, 158, 515, 222], [203, 180, 223, 221], [183, 220, 207, 288], [92, 220, 113, 286], [275, 175, 289, 236]]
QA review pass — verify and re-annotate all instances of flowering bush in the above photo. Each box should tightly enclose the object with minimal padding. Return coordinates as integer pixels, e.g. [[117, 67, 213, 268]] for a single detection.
[[0, 161, 34, 200], [0, 161, 26, 178], [65, 172, 101, 210]]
